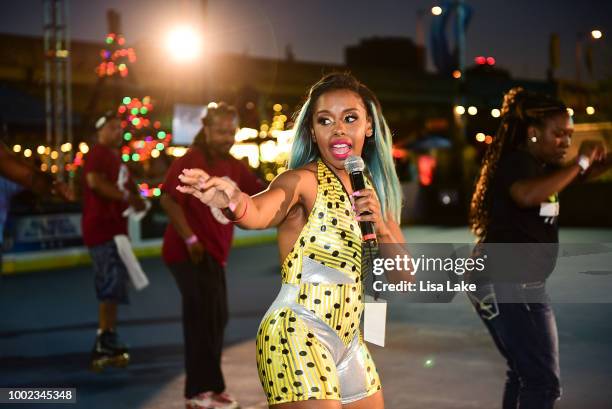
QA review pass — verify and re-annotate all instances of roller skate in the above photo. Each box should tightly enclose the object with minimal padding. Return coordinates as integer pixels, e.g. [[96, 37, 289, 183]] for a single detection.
[[90, 330, 130, 372]]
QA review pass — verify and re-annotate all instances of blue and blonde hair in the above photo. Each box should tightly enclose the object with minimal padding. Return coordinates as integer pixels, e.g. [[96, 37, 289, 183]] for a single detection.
[[288, 73, 402, 222]]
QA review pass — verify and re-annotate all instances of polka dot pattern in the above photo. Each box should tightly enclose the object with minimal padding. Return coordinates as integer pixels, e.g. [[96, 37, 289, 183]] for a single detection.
[[256, 308, 341, 403], [257, 160, 381, 405], [357, 333, 383, 395], [281, 160, 366, 344], [297, 283, 362, 345], [280, 161, 363, 284]]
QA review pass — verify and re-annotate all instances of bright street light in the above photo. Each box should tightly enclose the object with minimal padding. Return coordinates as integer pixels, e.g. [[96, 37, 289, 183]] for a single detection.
[[454, 105, 466, 115], [166, 26, 203, 62], [591, 30, 603, 40], [431, 6, 442, 16]]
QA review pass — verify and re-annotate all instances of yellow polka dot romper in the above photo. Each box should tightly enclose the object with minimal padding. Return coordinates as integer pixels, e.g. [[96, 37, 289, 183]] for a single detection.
[[256, 160, 382, 405]]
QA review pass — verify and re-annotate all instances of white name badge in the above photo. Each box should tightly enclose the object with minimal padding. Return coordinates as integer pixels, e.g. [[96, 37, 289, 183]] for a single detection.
[[364, 295, 387, 347], [539, 202, 560, 217]]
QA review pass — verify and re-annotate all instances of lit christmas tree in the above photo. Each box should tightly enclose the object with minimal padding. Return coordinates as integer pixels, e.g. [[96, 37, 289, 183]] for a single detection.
[[116, 95, 173, 197], [96, 33, 136, 78]]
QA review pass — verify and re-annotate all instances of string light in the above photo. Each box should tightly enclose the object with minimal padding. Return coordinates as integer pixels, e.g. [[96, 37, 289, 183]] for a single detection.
[[113, 96, 172, 162]]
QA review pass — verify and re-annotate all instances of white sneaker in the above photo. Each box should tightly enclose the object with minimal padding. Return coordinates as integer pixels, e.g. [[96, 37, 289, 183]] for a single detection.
[[214, 392, 240, 409], [186, 391, 240, 409]]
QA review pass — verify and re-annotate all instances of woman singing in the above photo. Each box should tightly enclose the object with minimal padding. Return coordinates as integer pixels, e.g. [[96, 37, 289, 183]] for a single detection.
[[178, 73, 407, 408]]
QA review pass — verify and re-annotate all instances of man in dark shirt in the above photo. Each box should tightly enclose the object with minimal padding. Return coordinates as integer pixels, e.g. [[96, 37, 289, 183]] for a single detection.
[[161, 103, 263, 409], [82, 112, 146, 371]]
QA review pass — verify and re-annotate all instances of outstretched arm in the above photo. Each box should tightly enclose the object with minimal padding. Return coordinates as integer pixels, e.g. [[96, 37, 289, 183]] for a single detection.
[[0, 144, 73, 200], [511, 140, 607, 207], [177, 168, 306, 230]]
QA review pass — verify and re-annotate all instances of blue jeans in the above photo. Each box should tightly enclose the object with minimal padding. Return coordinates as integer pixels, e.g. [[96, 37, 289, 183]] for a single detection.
[[470, 282, 561, 409]]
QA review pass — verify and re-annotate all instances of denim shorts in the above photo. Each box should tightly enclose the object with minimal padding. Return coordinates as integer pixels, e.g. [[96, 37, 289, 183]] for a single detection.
[[89, 239, 130, 304]]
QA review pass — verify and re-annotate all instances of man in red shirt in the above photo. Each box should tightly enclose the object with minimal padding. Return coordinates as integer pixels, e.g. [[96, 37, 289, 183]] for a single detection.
[[82, 112, 146, 371], [161, 103, 264, 409]]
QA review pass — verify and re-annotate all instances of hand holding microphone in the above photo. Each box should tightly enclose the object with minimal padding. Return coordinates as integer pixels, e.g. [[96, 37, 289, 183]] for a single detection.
[[345, 155, 388, 244]]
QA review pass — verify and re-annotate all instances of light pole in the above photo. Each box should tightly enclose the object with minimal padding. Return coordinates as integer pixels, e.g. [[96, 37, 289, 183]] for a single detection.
[[575, 29, 603, 83]]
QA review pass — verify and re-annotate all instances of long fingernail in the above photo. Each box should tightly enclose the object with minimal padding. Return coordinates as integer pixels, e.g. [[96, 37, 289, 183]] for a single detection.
[[352, 191, 361, 197], [229, 202, 237, 212], [355, 216, 361, 221]]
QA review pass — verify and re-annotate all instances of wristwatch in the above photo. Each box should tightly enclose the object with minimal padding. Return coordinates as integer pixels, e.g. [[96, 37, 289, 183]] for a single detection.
[[577, 155, 590, 173]]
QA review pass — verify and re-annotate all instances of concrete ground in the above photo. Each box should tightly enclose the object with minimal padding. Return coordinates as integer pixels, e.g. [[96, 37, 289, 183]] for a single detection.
[[1, 227, 611, 408]]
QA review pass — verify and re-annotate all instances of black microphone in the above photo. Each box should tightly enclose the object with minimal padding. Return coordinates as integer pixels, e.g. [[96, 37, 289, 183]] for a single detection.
[[344, 155, 377, 244]]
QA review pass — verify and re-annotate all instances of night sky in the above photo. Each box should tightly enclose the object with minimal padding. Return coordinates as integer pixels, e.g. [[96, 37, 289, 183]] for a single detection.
[[2, 0, 611, 81]]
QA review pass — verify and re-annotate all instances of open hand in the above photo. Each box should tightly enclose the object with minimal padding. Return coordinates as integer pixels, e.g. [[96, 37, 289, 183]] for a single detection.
[[579, 140, 607, 163], [177, 168, 241, 209]]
